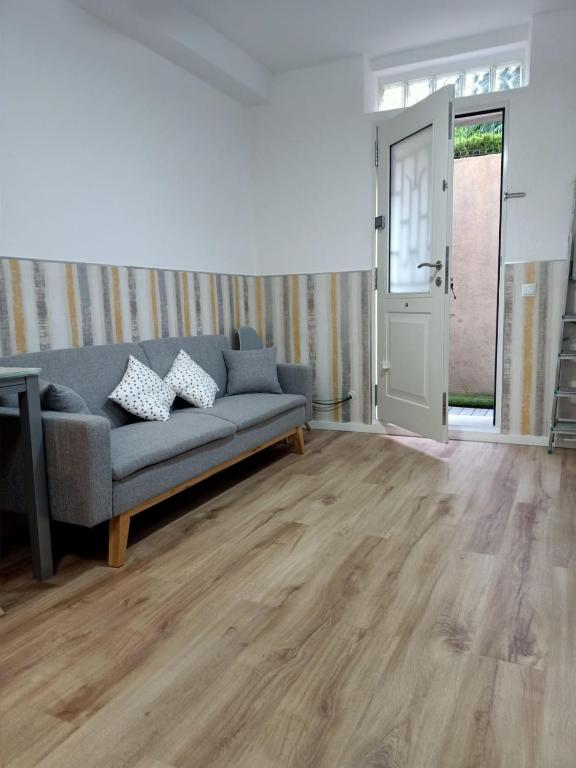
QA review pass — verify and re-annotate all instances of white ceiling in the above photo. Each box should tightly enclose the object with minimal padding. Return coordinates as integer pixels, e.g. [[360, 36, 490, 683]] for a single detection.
[[181, 0, 571, 72]]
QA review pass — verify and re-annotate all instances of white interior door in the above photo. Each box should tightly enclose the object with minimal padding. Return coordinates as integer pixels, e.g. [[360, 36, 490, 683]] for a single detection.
[[376, 86, 454, 442]]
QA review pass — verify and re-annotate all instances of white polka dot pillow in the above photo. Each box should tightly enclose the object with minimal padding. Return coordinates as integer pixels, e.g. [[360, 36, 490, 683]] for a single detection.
[[109, 355, 176, 421], [164, 349, 219, 408]]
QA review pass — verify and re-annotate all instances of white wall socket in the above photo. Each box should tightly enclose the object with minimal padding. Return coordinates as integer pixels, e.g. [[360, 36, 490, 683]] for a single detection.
[[521, 283, 537, 297]]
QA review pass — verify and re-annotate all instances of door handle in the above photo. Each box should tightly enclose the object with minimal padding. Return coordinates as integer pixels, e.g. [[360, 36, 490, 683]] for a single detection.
[[417, 260, 443, 270], [504, 191, 526, 200]]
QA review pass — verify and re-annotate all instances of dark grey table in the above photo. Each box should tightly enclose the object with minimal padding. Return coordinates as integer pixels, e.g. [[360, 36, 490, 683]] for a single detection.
[[0, 369, 54, 580]]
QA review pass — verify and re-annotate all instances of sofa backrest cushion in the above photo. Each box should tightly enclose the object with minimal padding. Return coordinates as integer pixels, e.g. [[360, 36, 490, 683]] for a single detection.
[[140, 335, 230, 400], [0, 343, 149, 428]]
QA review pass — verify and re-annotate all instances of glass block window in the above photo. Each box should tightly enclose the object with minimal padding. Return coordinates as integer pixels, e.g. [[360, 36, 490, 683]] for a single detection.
[[435, 73, 462, 97], [495, 63, 522, 91], [464, 69, 491, 96], [406, 78, 432, 107], [380, 82, 405, 110], [379, 62, 523, 111]]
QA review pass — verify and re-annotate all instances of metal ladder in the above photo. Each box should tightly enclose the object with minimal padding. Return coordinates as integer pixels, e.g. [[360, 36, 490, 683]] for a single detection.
[[548, 234, 576, 453]]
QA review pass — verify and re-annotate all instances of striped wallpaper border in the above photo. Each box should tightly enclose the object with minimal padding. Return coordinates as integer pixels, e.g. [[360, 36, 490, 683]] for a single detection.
[[0, 256, 566, 435], [501, 259, 567, 436], [0, 257, 373, 425]]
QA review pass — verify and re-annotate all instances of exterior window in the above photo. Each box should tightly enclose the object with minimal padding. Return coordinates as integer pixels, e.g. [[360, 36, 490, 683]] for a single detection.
[[435, 73, 462, 97], [406, 78, 432, 107], [381, 82, 405, 110], [379, 62, 523, 111], [495, 63, 522, 91], [464, 69, 491, 96]]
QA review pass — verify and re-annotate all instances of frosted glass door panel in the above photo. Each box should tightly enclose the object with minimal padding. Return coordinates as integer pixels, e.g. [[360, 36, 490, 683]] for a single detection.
[[389, 125, 433, 294]]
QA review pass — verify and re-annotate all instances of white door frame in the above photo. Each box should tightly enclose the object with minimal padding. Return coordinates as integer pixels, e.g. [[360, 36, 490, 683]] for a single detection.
[[453, 93, 511, 436]]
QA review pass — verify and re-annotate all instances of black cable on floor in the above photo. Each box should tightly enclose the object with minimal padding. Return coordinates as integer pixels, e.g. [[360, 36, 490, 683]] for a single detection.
[[312, 394, 352, 411]]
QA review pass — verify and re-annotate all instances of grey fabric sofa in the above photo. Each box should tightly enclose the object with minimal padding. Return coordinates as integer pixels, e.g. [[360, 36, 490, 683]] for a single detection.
[[0, 335, 312, 567]]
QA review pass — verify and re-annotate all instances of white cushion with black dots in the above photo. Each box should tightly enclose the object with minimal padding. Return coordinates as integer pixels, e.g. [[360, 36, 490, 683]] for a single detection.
[[164, 349, 219, 408], [109, 354, 176, 421]]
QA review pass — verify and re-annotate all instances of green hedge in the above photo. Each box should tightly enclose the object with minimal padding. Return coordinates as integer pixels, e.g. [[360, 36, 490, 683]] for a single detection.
[[454, 123, 502, 158]]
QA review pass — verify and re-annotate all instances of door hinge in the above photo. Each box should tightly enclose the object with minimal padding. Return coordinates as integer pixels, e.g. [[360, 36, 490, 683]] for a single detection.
[[442, 179, 448, 192], [374, 383, 378, 406], [374, 268, 378, 291], [375, 215, 384, 230], [444, 245, 450, 294], [442, 392, 447, 425]]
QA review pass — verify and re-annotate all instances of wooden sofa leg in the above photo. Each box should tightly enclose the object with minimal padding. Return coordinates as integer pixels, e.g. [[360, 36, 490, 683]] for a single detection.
[[292, 426, 305, 455], [108, 512, 131, 568]]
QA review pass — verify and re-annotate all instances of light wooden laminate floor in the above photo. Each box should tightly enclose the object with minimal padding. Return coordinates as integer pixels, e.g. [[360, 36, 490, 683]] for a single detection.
[[1, 430, 575, 768]]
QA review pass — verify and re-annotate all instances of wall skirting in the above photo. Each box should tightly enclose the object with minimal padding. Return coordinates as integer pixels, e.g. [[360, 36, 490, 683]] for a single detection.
[[310, 420, 550, 446]]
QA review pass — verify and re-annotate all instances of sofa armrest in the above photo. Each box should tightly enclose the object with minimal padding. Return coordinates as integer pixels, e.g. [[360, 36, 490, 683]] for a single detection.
[[277, 363, 313, 422], [0, 407, 112, 528]]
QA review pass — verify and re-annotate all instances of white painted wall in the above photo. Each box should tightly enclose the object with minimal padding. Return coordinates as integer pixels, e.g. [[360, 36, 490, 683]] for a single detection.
[[250, 57, 374, 275], [73, 0, 271, 105], [371, 10, 576, 266], [249, 10, 576, 274], [1, 4, 574, 278], [504, 9, 576, 264], [0, 0, 256, 274]]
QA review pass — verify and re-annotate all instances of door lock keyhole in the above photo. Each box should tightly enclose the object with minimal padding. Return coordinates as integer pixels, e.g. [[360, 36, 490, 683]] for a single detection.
[[435, 276, 442, 287]]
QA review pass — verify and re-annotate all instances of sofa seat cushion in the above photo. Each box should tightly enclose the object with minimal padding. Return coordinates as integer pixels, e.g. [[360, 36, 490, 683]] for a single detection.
[[110, 413, 236, 480], [183, 393, 306, 431]]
